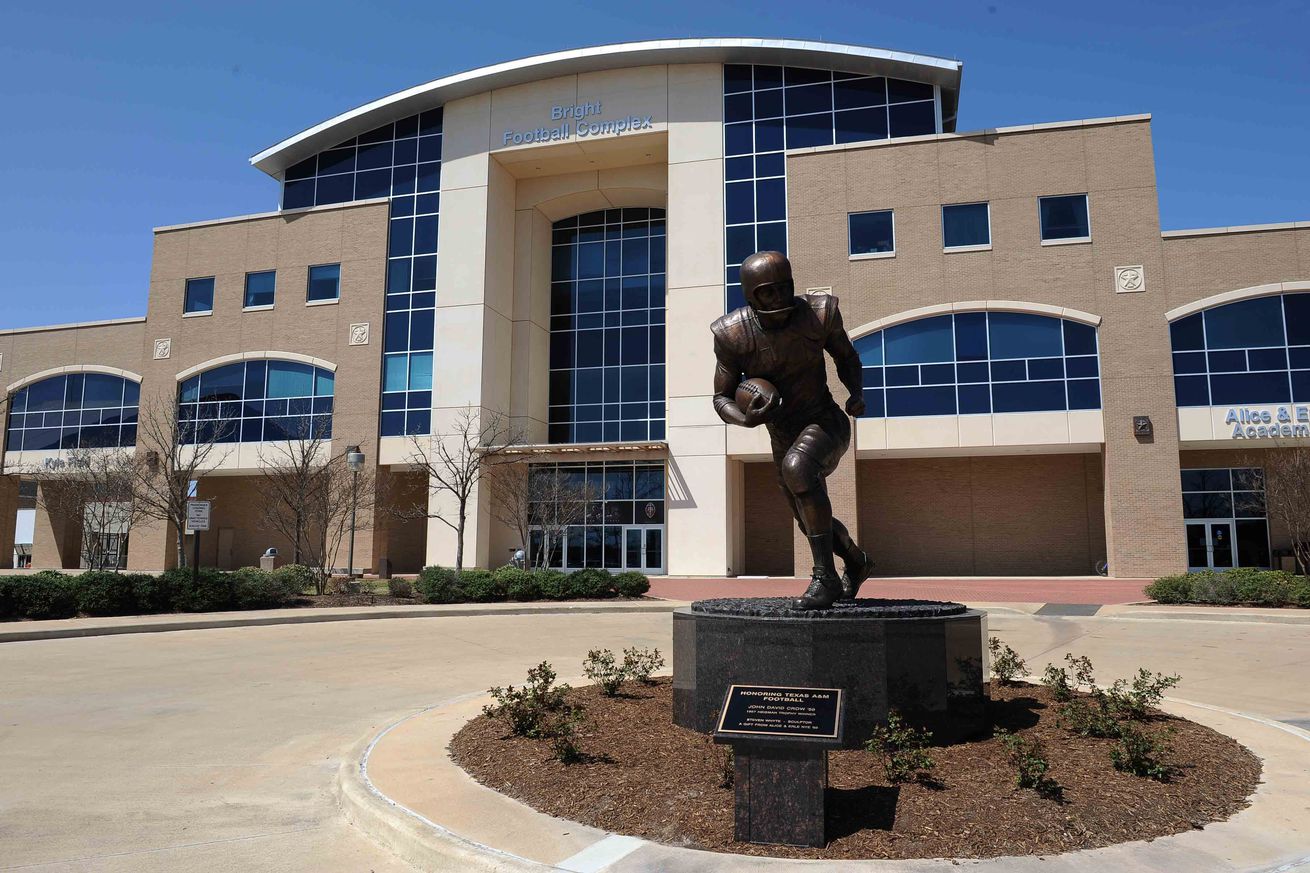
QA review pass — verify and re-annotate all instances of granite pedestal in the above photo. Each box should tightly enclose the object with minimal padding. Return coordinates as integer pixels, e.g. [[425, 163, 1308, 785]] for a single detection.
[[673, 598, 987, 748]]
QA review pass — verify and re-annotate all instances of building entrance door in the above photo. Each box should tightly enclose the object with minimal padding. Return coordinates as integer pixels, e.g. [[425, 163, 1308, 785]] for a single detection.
[[624, 526, 664, 575], [1186, 521, 1234, 571]]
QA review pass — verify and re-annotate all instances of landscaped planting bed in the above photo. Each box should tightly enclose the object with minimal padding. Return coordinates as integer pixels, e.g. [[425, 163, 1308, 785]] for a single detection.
[[451, 671, 1260, 860]]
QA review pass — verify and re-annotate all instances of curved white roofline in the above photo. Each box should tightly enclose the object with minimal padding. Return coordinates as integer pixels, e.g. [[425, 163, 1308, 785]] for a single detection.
[[251, 38, 963, 177]]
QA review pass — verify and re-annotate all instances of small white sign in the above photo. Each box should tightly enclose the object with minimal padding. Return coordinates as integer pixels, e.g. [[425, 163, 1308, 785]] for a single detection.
[[186, 500, 211, 532]]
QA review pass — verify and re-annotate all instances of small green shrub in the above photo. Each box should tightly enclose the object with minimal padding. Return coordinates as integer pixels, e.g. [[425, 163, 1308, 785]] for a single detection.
[[1111, 724, 1175, 780], [132, 573, 177, 614], [545, 706, 587, 764], [865, 711, 935, 784], [0, 576, 22, 620], [386, 577, 413, 598], [75, 571, 139, 616], [19, 571, 79, 620], [416, 566, 464, 603], [230, 567, 299, 610], [583, 648, 626, 695], [1145, 574, 1193, 604], [568, 568, 614, 599], [164, 567, 234, 613], [536, 570, 571, 600], [1058, 695, 1123, 738], [988, 636, 1028, 685], [999, 729, 1062, 799], [271, 564, 315, 596], [621, 646, 664, 683], [1042, 653, 1095, 703], [1104, 668, 1180, 720], [1293, 576, 1310, 608], [483, 661, 573, 738], [458, 569, 503, 602], [1191, 570, 1239, 604], [493, 567, 539, 601], [613, 571, 650, 598]]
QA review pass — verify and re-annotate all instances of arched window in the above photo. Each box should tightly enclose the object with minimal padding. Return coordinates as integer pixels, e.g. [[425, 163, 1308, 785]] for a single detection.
[[1170, 293, 1310, 407], [548, 208, 666, 443], [5, 373, 140, 451], [178, 360, 334, 444], [853, 312, 1100, 417]]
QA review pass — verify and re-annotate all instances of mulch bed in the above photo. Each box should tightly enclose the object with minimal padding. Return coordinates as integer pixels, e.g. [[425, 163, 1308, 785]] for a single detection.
[[449, 679, 1261, 860]]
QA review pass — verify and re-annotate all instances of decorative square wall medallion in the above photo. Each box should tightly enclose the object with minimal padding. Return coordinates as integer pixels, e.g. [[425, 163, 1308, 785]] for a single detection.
[[349, 323, 370, 346], [153, 338, 172, 360], [1114, 265, 1145, 294]]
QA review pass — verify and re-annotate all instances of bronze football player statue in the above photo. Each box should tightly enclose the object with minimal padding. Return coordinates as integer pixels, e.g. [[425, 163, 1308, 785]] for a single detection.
[[712, 251, 873, 610]]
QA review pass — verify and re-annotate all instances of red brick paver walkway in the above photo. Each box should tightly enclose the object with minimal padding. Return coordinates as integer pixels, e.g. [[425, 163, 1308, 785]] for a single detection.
[[648, 576, 1152, 605]]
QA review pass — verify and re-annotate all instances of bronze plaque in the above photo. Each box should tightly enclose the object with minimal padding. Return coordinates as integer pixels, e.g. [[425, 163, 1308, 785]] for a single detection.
[[715, 685, 842, 740]]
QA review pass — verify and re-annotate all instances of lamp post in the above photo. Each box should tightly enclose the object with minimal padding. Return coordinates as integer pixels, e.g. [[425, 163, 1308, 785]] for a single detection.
[[346, 445, 365, 579]]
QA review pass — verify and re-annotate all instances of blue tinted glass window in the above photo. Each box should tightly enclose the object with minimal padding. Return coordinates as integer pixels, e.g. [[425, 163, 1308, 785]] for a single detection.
[[549, 210, 665, 443], [184, 277, 214, 314], [942, 203, 990, 248], [1039, 194, 1090, 241], [857, 312, 1101, 418], [989, 312, 1062, 359], [178, 360, 334, 444], [244, 271, 276, 308], [835, 77, 886, 109], [888, 101, 937, 137], [885, 316, 952, 364], [307, 264, 340, 302], [849, 210, 894, 255], [5, 374, 140, 450], [887, 386, 955, 416], [1169, 293, 1306, 407], [1203, 296, 1284, 349]]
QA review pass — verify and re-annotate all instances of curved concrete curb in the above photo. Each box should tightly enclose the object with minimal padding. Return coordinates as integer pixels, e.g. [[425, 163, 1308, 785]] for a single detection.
[[0, 603, 677, 645], [336, 703, 553, 873], [341, 690, 1310, 872]]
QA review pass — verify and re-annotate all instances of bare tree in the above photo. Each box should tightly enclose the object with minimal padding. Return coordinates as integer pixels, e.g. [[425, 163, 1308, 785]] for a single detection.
[[256, 423, 375, 593], [1247, 445, 1310, 572], [23, 448, 146, 571], [487, 463, 598, 569], [392, 405, 523, 571], [129, 394, 236, 568]]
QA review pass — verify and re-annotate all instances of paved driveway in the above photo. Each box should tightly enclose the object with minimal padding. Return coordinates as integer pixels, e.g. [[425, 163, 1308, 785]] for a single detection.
[[0, 605, 1306, 871]]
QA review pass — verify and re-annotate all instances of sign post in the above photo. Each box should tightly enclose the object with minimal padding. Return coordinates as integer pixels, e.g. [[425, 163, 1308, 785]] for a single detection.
[[713, 684, 846, 847], [186, 500, 211, 585]]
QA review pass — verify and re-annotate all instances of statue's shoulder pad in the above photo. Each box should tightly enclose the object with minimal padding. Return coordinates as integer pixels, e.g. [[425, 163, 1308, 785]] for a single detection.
[[712, 307, 754, 343]]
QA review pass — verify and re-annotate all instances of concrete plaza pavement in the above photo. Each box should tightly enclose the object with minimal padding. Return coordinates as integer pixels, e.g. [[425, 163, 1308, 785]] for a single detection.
[[1, 602, 1309, 871]]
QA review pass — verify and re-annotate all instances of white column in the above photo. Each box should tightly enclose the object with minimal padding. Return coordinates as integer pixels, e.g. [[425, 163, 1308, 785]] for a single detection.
[[664, 63, 733, 576]]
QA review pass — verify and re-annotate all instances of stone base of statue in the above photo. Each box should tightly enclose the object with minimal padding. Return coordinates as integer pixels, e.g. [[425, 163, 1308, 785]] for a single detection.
[[673, 598, 987, 749]]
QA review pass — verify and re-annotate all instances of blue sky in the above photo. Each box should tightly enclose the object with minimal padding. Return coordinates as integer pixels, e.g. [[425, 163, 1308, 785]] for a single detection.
[[0, 0, 1306, 329]]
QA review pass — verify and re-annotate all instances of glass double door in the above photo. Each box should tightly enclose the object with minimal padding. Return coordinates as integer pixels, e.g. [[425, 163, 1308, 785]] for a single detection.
[[623, 526, 664, 575], [1186, 521, 1233, 571]]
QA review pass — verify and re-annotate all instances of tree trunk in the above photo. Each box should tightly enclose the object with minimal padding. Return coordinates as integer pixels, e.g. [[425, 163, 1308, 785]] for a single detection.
[[175, 524, 187, 569], [455, 505, 466, 571]]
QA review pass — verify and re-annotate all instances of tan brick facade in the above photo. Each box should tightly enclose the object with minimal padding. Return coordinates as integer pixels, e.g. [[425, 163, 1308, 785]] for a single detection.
[[785, 117, 1310, 578]]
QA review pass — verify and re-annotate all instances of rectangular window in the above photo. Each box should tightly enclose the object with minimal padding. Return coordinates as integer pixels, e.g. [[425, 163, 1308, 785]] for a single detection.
[[848, 210, 895, 258], [1038, 194, 1091, 243], [942, 202, 991, 250], [307, 263, 341, 302], [243, 271, 276, 308], [183, 277, 214, 314]]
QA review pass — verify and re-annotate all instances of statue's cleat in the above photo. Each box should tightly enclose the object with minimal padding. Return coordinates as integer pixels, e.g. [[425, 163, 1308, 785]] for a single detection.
[[792, 571, 843, 610], [840, 549, 875, 600]]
